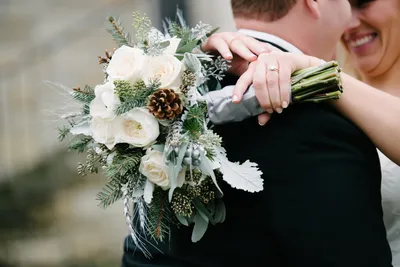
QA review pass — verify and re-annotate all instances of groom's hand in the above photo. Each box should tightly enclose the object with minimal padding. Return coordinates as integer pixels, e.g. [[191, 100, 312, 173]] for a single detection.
[[231, 52, 322, 125], [201, 32, 279, 76]]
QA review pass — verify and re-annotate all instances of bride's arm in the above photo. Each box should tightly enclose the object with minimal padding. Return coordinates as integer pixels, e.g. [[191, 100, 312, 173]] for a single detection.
[[201, 32, 400, 165], [333, 74, 400, 165], [231, 51, 400, 166]]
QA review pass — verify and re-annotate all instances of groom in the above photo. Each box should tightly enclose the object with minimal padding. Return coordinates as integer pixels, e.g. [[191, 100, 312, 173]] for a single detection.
[[122, 0, 392, 266]]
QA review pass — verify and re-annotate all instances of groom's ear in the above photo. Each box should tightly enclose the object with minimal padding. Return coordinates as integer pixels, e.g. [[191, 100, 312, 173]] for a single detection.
[[305, 0, 321, 19]]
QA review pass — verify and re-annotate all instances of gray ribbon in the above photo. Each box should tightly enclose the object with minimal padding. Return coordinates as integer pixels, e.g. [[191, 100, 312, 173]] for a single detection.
[[203, 85, 266, 125]]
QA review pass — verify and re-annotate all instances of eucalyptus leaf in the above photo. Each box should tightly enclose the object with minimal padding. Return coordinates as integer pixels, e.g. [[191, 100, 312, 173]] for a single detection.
[[215, 199, 226, 223], [151, 144, 165, 152], [168, 142, 189, 201], [176, 214, 189, 226], [177, 39, 200, 54], [193, 199, 216, 225], [207, 200, 216, 217], [191, 213, 209, 242]]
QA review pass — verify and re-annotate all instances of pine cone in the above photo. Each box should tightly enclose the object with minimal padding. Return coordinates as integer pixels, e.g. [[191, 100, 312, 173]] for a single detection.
[[148, 89, 183, 120]]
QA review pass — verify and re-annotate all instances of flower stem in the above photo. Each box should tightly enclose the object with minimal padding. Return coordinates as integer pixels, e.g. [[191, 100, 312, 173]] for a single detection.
[[290, 61, 342, 104]]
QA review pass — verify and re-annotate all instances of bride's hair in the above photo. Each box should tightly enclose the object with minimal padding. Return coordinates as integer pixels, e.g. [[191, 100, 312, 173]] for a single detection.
[[230, 0, 297, 22]]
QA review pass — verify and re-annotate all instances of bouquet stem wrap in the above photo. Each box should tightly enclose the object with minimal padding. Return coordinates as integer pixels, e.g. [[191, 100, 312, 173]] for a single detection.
[[204, 61, 343, 124]]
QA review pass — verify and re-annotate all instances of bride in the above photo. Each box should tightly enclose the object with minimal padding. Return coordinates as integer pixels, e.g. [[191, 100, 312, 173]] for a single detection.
[[341, 0, 400, 265]]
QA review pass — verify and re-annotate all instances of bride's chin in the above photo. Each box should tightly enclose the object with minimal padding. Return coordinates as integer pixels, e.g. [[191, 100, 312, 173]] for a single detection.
[[351, 54, 380, 76]]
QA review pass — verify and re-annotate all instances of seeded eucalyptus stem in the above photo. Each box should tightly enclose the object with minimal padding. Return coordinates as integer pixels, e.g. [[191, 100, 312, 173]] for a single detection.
[[290, 61, 343, 103]]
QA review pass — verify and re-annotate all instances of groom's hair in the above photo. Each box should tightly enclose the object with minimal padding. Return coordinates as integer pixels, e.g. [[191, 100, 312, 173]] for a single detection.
[[231, 0, 297, 21]]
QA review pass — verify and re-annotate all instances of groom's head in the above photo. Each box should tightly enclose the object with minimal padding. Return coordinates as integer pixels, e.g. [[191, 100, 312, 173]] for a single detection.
[[231, 0, 352, 60]]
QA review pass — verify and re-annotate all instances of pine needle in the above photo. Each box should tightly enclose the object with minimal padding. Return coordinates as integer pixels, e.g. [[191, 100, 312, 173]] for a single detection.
[[106, 16, 133, 47], [72, 85, 95, 104], [147, 188, 172, 242]]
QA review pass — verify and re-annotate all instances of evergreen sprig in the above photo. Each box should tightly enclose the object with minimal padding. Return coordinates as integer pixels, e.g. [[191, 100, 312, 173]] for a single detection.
[[105, 151, 144, 180], [72, 85, 95, 104], [182, 104, 207, 139], [97, 149, 145, 208], [115, 79, 160, 115], [96, 182, 123, 208], [58, 125, 70, 142], [147, 188, 172, 242], [69, 136, 92, 153], [106, 16, 132, 47]]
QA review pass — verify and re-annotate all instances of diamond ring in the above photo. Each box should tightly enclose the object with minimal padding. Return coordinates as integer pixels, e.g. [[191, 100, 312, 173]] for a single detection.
[[267, 66, 279, 72]]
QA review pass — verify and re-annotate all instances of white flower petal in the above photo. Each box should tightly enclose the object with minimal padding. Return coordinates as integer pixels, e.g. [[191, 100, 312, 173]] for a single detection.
[[143, 180, 155, 204], [106, 45, 144, 83], [114, 108, 160, 148]]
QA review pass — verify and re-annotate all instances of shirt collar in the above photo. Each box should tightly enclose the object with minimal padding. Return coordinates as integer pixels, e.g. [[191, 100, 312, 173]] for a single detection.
[[238, 29, 304, 54]]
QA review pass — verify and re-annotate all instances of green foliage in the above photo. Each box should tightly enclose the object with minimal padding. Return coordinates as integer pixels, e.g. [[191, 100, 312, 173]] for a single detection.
[[202, 56, 231, 82], [169, 21, 191, 41], [58, 125, 70, 142], [77, 148, 105, 176], [82, 104, 90, 115], [182, 104, 207, 139], [106, 16, 132, 47], [97, 149, 145, 208], [114, 80, 136, 101], [147, 188, 172, 241], [96, 182, 123, 208], [115, 79, 160, 115], [72, 85, 95, 104], [132, 12, 152, 43], [198, 131, 222, 161], [69, 137, 92, 153]]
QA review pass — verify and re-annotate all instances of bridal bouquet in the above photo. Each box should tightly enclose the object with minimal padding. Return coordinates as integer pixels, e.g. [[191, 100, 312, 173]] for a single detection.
[[55, 9, 343, 257]]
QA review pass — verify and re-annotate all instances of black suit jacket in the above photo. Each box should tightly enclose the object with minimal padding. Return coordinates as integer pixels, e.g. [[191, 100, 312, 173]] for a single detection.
[[122, 40, 392, 267]]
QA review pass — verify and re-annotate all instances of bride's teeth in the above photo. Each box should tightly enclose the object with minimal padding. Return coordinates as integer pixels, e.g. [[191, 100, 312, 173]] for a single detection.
[[349, 35, 374, 48]]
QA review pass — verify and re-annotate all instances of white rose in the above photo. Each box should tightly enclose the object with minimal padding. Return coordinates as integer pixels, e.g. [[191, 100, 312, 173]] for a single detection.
[[114, 108, 160, 147], [106, 45, 144, 83], [89, 81, 120, 120], [163, 37, 181, 56], [143, 55, 185, 90], [90, 117, 117, 149], [139, 149, 170, 190]]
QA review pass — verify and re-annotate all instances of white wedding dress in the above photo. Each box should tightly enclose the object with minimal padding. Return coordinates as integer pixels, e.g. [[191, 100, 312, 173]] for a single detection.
[[379, 150, 400, 266]]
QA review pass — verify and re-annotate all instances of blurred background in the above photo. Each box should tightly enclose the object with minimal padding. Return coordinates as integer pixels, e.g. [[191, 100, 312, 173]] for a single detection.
[[0, 0, 235, 266]]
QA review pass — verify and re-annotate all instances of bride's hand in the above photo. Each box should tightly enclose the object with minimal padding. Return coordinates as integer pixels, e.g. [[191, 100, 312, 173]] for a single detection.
[[200, 32, 279, 76], [232, 51, 323, 125]]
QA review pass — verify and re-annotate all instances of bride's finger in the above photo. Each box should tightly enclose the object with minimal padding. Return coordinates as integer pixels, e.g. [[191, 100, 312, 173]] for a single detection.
[[241, 36, 274, 55], [263, 58, 282, 113], [232, 62, 256, 103], [277, 58, 292, 109], [257, 113, 271, 126], [201, 36, 233, 60], [253, 60, 272, 112], [228, 38, 258, 62]]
